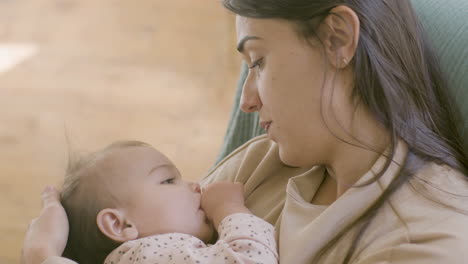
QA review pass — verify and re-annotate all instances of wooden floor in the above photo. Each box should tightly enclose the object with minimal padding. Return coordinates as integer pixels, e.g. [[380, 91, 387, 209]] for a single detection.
[[0, 1, 240, 262]]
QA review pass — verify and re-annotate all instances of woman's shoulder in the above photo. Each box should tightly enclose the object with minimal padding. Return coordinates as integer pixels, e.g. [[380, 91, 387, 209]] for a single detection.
[[388, 162, 468, 242], [357, 163, 468, 263], [403, 162, 468, 214]]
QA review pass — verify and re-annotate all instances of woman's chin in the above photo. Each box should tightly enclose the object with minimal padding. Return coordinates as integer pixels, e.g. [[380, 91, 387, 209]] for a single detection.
[[278, 148, 301, 167]]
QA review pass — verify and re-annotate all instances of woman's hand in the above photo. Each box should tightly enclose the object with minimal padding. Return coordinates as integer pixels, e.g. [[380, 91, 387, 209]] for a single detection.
[[21, 186, 69, 264], [201, 182, 251, 229]]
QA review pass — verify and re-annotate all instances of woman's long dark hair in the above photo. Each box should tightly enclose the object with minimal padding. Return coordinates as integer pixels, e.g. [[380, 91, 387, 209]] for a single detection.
[[222, 0, 468, 262]]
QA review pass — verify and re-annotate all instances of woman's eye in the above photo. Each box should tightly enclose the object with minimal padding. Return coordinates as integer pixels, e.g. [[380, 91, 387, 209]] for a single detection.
[[248, 58, 264, 69], [161, 178, 175, 184]]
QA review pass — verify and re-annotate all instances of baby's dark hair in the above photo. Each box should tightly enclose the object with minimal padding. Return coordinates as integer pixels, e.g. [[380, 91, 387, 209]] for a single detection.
[[61, 140, 150, 264]]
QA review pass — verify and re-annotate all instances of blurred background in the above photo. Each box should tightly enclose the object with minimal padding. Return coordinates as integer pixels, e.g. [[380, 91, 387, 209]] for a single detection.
[[0, 0, 241, 262]]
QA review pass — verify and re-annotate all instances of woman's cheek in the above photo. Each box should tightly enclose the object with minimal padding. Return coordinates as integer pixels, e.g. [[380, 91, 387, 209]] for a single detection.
[[256, 74, 268, 100]]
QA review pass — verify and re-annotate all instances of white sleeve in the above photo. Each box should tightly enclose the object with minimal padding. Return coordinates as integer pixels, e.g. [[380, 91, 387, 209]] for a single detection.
[[105, 213, 278, 264], [43, 256, 78, 264]]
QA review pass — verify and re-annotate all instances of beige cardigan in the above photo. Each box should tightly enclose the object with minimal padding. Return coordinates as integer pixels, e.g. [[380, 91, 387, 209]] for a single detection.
[[45, 135, 468, 264]]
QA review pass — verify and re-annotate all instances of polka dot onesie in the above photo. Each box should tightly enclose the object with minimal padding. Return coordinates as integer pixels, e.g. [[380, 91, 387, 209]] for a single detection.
[[105, 213, 278, 264]]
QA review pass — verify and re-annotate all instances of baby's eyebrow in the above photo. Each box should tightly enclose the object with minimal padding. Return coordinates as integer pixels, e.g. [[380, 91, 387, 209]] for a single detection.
[[147, 164, 173, 177]]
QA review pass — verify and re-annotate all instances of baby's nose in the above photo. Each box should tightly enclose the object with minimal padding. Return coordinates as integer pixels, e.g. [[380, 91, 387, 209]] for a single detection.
[[190, 182, 201, 193]]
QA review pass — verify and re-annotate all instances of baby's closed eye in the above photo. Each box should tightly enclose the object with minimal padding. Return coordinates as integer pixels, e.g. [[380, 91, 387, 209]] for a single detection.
[[160, 178, 175, 184]]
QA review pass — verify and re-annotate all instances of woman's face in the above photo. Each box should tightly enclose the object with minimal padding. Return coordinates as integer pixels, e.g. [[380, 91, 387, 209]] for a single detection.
[[236, 16, 345, 167]]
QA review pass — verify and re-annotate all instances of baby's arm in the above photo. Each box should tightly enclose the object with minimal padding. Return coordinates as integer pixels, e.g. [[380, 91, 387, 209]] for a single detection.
[[201, 182, 278, 263], [212, 213, 278, 263], [105, 214, 277, 264], [201, 182, 252, 229]]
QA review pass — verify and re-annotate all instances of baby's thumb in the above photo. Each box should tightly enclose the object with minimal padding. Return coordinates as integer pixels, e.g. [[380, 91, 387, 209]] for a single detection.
[[41, 186, 61, 208]]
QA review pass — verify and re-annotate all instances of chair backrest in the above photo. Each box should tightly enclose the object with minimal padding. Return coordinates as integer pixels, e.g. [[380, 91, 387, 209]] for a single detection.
[[216, 0, 468, 163], [411, 0, 468, 141]]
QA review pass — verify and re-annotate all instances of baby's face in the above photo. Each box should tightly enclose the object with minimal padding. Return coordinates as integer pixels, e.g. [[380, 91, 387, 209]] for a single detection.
[[102, 146, 214, 242]]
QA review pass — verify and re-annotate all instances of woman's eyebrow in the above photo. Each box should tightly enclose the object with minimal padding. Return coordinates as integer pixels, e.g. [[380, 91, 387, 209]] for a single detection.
[[237, 35, 262, 52]]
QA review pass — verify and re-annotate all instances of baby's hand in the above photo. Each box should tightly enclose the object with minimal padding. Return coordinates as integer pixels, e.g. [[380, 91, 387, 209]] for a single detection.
[[21, 186, 69, 264], [201, 182, 251, 229]]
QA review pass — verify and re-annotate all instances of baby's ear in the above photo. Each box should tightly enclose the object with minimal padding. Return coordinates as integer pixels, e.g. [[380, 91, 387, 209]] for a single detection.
[[97, 208, 138, 242]]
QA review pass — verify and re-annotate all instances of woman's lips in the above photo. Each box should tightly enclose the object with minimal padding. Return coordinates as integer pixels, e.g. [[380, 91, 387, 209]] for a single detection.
[[260, 121, 273, 132]]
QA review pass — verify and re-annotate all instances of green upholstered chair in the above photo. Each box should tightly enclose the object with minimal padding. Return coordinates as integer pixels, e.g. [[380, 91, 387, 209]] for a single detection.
[[216, 0, 468, 163]]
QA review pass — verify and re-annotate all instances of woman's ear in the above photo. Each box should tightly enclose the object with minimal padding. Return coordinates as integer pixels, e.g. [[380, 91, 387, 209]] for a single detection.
[[96, 208, 138, 242], [318, 5, 360, 69]]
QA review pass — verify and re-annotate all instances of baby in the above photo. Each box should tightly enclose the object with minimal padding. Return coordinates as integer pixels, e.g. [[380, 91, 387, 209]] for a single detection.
[[60, 140, 278, 264]]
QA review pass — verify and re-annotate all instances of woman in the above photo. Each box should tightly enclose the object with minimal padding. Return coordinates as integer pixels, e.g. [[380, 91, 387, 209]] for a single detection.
[[22, 0, 468, 263]]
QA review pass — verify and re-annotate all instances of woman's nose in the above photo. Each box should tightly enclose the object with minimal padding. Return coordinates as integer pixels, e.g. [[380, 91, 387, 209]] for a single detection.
[[240, 77, 262, 113], [189, 182, 201, 193]]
